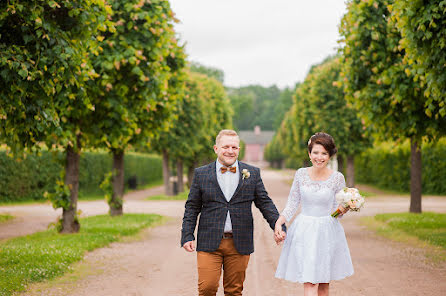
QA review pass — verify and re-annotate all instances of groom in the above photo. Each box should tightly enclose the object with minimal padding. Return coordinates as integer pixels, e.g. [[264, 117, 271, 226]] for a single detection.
[[181, 129, 285, 296]]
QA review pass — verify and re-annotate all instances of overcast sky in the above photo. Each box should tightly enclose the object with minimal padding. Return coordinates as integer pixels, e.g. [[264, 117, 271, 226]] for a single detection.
[[169, 0, 347, 89]]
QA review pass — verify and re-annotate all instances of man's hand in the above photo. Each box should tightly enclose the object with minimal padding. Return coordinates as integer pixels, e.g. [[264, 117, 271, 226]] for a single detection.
[[183, 241, 195, 252]]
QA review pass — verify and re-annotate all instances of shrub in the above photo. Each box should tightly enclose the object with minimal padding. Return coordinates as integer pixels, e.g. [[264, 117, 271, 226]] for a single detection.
[[355, 138, 446, 195], [0, 151, 162, 202]]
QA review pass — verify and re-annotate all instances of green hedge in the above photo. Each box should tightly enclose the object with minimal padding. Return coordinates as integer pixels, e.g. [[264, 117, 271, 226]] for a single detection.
[[0, 151, 162, 202], [355, 139, 446, 195]]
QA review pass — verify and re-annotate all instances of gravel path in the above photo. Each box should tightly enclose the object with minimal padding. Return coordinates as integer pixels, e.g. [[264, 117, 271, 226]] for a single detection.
[[1, 169, 445, 295]]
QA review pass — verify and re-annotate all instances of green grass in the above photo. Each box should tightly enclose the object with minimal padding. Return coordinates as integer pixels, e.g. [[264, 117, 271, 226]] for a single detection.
[[374, 212, 446, 248], [0, 213, 163, 296], [356, 182, 413, 196], [146, 190, 189, 201], [0, 214, 13, 223], [358, 190, 376, 198], [361, 212, 446, 262]]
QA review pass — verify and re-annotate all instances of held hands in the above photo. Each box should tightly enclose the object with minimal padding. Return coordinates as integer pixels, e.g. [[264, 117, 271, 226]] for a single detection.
[[274, 215, 287, 245], [183, 241, 195, 252]]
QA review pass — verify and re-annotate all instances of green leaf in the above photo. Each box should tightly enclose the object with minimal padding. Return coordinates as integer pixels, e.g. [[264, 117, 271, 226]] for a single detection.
[[18, 69, 28, 79]]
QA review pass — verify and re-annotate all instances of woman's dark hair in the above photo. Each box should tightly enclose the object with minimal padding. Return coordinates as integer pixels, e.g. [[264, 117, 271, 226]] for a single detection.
[[307, 132, 338, 157]]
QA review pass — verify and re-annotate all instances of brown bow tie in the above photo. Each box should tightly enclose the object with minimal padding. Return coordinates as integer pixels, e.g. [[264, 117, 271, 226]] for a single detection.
[[221, 166, 236, 173]]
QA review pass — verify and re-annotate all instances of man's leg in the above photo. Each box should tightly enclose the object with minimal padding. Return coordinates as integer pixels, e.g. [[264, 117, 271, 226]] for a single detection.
[[197, 246, 224, 296], [221, 238, 250, 296]]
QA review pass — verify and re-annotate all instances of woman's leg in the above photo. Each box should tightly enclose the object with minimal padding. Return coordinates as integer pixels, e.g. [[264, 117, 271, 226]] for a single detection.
[[318, 283, 329, 296], [304, 283, 318, 296]]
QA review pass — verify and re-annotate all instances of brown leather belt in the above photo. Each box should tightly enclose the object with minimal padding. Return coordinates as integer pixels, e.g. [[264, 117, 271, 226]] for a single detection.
[[222, 232, 233, 239]]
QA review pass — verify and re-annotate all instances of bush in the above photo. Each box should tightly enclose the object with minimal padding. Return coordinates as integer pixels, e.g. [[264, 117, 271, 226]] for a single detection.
[[0, 151, 162, 202], [355, 138, 446, 195]]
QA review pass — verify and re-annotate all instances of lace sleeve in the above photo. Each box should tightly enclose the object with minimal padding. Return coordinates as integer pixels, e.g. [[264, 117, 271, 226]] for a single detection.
[[332, 172, 346, 211], [281, 169, 302, 222]]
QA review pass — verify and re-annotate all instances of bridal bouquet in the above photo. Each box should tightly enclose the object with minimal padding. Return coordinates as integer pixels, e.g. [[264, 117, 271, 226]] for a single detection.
[[331, 187, 365, 218]]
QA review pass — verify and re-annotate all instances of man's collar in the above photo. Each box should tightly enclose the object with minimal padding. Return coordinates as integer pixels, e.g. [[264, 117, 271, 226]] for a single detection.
[[216, 159, 238, 170]]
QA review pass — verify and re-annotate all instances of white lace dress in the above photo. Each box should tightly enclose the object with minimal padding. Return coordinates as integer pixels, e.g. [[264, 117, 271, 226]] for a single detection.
[[275, 167, 354, 284]]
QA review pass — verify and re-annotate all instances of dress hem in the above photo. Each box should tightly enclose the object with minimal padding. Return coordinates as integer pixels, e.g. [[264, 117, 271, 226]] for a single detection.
[[274, 272, 354, 284]]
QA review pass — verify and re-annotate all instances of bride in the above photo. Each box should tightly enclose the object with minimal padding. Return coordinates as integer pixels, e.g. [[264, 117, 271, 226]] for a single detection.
[[274, 132, 354, 296]]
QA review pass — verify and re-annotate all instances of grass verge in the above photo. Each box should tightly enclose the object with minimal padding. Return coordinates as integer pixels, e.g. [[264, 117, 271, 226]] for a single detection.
[[358, 190, 376, 198], [0, 214, 13, 223], [361, 212, 446, 262], [146, 190, 189, 201], [0, 213, 163, 296]]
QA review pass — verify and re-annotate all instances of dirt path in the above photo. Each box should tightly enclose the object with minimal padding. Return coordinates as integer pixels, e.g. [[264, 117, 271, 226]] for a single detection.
[[2, 169, 445, 295]]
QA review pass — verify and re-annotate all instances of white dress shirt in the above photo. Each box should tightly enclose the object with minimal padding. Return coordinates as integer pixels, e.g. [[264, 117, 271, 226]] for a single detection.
[[216, 160, 239, 233]]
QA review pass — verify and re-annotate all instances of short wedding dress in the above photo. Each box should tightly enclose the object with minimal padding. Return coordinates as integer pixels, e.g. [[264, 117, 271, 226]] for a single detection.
[[275, 167, 354, 284]]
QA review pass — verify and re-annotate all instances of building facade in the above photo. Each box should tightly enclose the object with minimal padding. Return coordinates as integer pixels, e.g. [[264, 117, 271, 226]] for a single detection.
[[239, 126, 274, 163]]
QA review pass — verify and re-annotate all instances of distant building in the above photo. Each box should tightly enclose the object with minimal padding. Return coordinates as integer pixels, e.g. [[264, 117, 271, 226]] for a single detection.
[[239, 126, 274, 163]]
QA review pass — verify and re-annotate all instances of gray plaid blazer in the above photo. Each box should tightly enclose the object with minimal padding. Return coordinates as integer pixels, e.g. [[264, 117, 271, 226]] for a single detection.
[[181, 161, 282, 255]]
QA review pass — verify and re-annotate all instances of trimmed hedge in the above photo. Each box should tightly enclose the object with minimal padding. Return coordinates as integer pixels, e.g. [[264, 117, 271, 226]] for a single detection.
[[355, 139, 446, 195], [0, 151, 162, 202]]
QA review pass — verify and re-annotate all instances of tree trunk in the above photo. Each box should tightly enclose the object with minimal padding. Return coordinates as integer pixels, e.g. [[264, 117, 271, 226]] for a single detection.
[[177, 158, 184, 193], [187, 161, 198, 188], [346, 155, 355, 187], [162, 150, 173, 195], [337, 154, 344, 175], [410, 138, 422, 213], [110, 150, 124, 216], [61, 144, 81, 233]]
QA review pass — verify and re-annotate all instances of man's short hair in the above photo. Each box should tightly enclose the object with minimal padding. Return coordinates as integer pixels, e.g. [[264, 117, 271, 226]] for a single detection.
[[215, 129, 239, 145]]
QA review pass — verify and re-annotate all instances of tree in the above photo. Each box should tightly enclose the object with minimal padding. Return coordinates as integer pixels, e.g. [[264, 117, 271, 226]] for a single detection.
[[391, 0, 446, 119], [0, 0, 111, 232], [87, 0, 186, 214], [264, 134, 285, 168], [182, 72, 233, 188], [189, 61, 224, 83], [150, 71, 204, 195], [151, 71, 233, 194], [229, 91, 254, 131], [274, 105, 305, 168], [273, 86, 296, 130], [304, 57, 371, 185], [228, 85, 281, 130], [273, 57, 371, 181], [339, 0, 446, 212]]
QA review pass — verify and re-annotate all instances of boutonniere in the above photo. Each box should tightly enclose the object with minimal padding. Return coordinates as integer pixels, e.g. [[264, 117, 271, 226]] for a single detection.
[[242, 169, 251, 180]]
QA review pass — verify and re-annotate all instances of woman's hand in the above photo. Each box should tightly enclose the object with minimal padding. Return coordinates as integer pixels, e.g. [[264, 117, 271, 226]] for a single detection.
[[339, 205, 349, 214]]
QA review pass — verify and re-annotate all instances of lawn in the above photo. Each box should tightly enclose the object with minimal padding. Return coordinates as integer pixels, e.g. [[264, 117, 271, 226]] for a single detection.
[[0, 213, 163, 296], [362, 212, 446, 261], [146, 190, 189, 201], [0, 214, 13, 223], [373, 212, 446, 249]]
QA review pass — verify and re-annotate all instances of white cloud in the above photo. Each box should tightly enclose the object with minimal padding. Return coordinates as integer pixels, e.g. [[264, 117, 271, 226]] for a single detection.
[[169, 0, 346, 88]]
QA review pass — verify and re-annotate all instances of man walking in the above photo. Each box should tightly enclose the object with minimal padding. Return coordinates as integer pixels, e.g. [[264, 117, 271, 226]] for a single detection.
[[181, 129, 285, 295]]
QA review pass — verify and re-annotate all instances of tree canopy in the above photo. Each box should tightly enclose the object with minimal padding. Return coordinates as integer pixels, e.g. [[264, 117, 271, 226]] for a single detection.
[[391, 0, 446, 119]]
